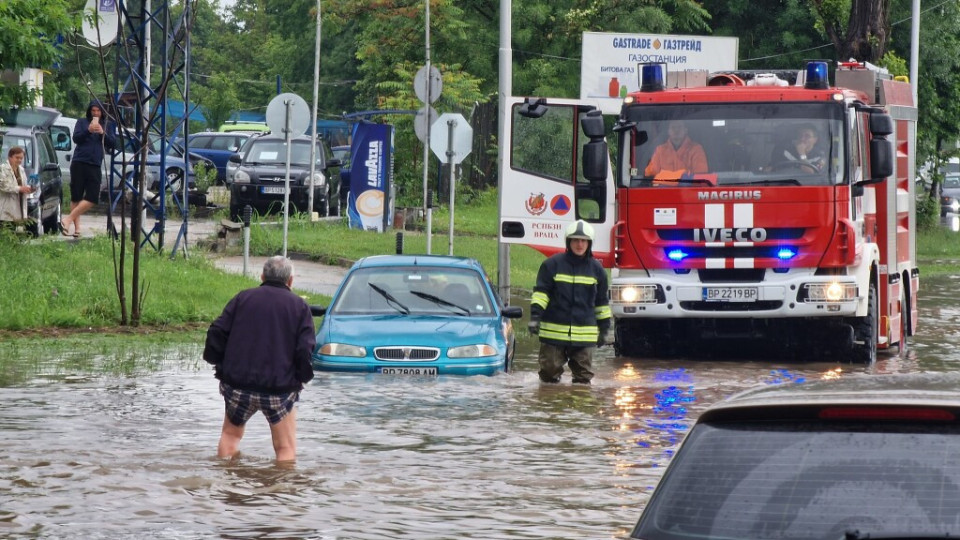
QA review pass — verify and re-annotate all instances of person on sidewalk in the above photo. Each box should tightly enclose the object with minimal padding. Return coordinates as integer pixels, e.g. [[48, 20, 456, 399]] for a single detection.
[[203, 256, 317, 462], [61, 100, 116, 237], [528, 220, 612, 384], [0, 146, 35, 231]]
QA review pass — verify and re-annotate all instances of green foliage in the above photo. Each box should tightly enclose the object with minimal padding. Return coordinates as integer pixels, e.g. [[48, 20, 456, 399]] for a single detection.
[[192, 161, 216, 194], [0, 0, 77, 107], [916, 192, 940, 232], [192, 73, 240, 130]]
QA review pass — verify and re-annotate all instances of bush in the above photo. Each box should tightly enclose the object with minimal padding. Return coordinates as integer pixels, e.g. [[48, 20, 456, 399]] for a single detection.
[[916, 192, 940, 231]]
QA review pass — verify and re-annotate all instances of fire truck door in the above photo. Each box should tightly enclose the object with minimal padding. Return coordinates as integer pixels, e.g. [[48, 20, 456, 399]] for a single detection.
[[498, 97, 616, 259]]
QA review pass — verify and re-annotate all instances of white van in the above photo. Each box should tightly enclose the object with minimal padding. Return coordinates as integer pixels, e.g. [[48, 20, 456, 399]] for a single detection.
[[50, 116, 77, 183]]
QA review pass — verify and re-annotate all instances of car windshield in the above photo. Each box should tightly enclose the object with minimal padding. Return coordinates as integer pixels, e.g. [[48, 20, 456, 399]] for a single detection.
[[0, 133, 35, 170], [243, 140, 324, 167], [330, 266, 493, 316], [944, 175, 960, 190], [633, 420, 960, 540]]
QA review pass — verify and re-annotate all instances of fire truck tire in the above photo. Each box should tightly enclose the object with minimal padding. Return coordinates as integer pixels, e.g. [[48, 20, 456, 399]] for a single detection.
[[850, 284, 878, 364]]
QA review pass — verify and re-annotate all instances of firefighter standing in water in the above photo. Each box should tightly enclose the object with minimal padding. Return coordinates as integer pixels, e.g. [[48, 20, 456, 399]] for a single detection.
[[528, 220, 612, 384]]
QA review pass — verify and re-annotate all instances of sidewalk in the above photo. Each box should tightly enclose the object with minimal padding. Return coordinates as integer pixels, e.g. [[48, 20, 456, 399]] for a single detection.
[[68, 211, 348, 297]]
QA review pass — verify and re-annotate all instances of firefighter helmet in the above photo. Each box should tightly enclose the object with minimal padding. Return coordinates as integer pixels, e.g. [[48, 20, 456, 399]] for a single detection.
[[565, 220, 595, 241]]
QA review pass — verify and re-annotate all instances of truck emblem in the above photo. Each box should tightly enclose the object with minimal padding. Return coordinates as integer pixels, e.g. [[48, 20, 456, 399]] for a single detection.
[[694, 228, 768, 242], [525, 192, 547, 215], [697, 190, 762, 201]]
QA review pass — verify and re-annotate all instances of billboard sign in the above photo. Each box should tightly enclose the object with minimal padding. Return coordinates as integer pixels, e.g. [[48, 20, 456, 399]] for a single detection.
[[347, 122, 394, 232], [580, 32, 738, 111]]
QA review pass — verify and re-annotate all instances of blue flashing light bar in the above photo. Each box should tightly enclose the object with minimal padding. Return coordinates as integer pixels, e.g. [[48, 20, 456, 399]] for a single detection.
[[640, 63, 665, 92], [667, 249, 689, 262], [777, 247, 798, 260], [804, 61, 829, 90]]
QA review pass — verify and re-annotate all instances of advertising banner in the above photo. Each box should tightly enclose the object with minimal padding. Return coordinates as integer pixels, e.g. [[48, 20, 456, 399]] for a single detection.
[[580, 32, 738, 111], [347, 122, 394, 231]]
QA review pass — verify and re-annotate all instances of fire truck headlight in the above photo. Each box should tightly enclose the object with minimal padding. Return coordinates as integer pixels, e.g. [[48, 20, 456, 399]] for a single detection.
[[801, 282, 857, 303], [612, 284, 661, 304]]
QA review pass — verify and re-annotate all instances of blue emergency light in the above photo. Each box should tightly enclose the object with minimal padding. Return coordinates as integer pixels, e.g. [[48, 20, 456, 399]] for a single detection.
[[804, 61, 829, 90], [640, 63, 665, 92], [667, 248, 689, 262], [777, 247, 798, 260]]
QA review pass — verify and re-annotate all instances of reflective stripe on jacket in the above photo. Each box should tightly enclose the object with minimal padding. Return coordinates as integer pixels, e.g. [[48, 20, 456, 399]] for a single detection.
[[530, 251, 610, 346]]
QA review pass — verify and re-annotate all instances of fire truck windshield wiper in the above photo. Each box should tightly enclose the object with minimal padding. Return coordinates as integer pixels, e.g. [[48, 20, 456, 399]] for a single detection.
[[726, 178, 803, 186], [633, 176, 715, 186]]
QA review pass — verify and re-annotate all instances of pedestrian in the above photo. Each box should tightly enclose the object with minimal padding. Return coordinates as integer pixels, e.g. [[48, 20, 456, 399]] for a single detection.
[[61, 99, 116, 237], [0, 146, 35, 231], [202, 256, 317, 462], [528, 220, 612, 384]]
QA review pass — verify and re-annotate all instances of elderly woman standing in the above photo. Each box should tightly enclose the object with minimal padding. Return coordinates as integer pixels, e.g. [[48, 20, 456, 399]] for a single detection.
[[0, 146, 35, 229]]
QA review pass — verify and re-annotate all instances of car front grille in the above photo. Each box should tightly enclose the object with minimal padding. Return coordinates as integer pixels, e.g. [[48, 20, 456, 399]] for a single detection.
[[373, 347, 440, 361]]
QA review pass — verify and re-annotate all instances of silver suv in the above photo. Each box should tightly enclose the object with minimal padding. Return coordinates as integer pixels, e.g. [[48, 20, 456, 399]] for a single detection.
[[0, 107, 64, 235]]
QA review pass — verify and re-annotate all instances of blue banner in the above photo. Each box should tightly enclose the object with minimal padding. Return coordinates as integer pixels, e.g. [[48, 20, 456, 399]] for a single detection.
[[347, 122, 394, 231]]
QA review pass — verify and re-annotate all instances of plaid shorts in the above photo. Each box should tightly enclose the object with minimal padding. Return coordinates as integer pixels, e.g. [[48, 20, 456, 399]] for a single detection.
[[219, 382, 300, 427]]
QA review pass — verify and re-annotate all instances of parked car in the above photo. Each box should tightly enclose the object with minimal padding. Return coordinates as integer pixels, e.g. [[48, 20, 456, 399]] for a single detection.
[[218, 121, 269, 134], [227, 133, 341, 219], [0, 107, 64, 236], [630, 373, 960, 540], [179, 131, 254, 184], [102, 134, 214, 198], [940, 173, 960, 215], [312, 254, 523, 376], [50, 115, 77, 184]]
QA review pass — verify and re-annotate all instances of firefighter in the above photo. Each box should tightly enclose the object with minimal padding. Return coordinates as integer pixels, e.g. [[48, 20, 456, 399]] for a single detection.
[[527, 220, 612, 384]]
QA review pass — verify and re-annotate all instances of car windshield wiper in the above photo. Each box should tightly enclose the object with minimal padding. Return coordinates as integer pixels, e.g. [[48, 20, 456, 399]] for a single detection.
[[369, 283, 410, 315], [632, 176, 715, 186], [410, 290, 471, 315], [726, 178, 802, 186], [843, 530, 957, 539]]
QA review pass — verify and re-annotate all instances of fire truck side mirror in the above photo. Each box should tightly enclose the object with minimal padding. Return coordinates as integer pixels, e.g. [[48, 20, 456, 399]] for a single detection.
[[581, 111, 608, 183], [869, 139, 894, 180]]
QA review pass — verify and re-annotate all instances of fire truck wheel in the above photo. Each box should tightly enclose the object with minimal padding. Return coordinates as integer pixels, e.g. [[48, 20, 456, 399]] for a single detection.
[[850, 284, 878, 364]]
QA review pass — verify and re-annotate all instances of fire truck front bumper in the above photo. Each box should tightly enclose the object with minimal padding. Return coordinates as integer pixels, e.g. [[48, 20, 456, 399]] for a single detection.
[[610, 274, 862, 319]]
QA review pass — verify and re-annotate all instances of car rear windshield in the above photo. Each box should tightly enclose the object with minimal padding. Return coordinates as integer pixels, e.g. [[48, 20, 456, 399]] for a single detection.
[[633, 419, 960, 540]]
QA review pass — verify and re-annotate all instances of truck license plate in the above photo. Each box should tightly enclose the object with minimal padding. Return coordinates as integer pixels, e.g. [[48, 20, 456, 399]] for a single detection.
[[703, 287, 758, 302], [261, 186, 286, 194], [379, 367, 438, 375]]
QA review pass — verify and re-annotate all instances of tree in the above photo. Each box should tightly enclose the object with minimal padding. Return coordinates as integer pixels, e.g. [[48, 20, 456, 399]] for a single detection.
[[809, 0, 891, 62], [0, 0, 77, 106], [193, 73, 240, 130]]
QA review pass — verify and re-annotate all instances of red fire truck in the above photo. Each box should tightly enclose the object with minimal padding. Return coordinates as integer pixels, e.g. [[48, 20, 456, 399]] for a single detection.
[[499, 61, 917, 362]]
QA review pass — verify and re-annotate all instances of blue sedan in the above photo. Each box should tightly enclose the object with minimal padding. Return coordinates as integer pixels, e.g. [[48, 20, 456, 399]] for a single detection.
[[312, 255, 523, 376]]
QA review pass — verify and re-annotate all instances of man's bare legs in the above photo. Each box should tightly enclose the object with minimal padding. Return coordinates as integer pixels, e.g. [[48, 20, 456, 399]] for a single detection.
[[217, 415, 246, 459], [63, 200, 95, 235], [269, 409, 297, 462]]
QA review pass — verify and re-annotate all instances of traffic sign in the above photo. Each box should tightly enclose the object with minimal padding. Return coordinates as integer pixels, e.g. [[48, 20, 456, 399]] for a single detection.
[[414, 105, 438, 144], [265, 93, 310, 138], [414, 65, 442, 104], [430, 113, 473, 164]]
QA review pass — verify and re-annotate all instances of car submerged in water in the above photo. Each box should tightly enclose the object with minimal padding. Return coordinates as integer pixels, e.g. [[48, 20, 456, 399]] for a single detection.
[[312, 255, 523, 376]]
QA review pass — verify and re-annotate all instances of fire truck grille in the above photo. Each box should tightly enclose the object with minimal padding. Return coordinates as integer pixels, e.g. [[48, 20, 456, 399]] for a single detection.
[[697, 269, 766, 283], [680, 300, 783, 311], [374, 347, 440, 361]]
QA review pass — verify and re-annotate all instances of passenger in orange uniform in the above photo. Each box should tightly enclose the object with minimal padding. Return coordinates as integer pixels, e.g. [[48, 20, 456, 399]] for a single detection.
[[644, 120, 709, 178]]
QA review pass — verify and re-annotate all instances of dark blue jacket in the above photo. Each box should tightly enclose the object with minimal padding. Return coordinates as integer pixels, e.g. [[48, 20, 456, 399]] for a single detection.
[[72, 100, 117, 166], [203, 281, 316, 393]]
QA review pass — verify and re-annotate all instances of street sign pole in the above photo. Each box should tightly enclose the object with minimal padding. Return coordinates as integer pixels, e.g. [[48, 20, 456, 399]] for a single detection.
[[446, 118, 456, 255], [282, 100, 292, 257]]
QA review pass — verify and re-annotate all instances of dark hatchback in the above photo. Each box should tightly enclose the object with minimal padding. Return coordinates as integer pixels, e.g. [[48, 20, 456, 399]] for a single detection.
[[228, 134, 340, 220], [631, 373, 960, 540], [0, 107, 64, 236]]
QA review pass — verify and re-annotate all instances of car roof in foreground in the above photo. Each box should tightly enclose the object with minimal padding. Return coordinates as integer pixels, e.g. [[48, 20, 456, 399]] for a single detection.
[[699, 372, 960, 423], [351, 254, 484, 272]]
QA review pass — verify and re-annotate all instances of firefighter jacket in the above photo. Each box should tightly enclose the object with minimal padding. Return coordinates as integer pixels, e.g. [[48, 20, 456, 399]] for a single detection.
[[530, 250, 612, 346]]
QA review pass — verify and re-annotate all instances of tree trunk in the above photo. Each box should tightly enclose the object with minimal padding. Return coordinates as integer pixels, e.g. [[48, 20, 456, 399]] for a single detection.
[[838, 0, 890, 62]]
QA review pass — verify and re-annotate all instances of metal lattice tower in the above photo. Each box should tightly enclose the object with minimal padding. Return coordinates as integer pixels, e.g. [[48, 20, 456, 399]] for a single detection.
[[106, 0, 193, 256]]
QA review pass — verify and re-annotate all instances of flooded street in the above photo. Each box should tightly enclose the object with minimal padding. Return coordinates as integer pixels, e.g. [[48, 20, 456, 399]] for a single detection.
[[2, 275, 960, 539]]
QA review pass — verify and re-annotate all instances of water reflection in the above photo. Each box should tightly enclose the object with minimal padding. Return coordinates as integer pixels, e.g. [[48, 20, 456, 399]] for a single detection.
[[0, 275, 957, 538]]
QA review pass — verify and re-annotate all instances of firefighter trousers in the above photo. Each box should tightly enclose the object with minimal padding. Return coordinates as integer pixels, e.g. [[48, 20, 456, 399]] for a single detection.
[[538, 342, 595, 384]]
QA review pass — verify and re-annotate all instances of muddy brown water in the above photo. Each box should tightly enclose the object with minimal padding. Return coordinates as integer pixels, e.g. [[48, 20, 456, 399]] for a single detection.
[[1, 275, 958, 539]]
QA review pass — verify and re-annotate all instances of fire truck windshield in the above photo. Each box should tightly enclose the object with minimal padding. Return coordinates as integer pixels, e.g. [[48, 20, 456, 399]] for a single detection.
[[618, 102, 845, 188]]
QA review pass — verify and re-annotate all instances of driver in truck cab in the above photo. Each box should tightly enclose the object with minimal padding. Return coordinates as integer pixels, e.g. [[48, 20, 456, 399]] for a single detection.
[[644, 120, 709, 179]]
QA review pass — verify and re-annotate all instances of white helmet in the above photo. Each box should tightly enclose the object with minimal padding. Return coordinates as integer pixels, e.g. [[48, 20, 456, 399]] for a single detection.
[[565, 220, 595, 241]]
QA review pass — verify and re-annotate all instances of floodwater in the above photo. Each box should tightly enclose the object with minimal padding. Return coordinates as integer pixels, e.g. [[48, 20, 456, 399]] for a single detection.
[[2, 275, 959, 539]]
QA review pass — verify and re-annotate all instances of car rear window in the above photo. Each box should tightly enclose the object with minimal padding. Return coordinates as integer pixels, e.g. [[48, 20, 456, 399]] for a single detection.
[[634, 420, 960, 540]]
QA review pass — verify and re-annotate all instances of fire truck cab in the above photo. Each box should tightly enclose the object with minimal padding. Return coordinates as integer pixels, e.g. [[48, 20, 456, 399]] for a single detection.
[[500, 61, 917, 363]]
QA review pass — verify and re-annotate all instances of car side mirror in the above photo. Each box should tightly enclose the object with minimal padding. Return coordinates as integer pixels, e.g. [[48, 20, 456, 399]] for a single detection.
[[43, 162, 60, 172], [228, 153, 242, 164], [310, 305, 326, 317], [502, 305, 523, 319], [326, 158, 342, 169]]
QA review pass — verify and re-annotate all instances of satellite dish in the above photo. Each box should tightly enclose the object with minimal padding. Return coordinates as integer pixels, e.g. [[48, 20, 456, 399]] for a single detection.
[[266, 93, 311, 138], [81, 0, 120, 48]]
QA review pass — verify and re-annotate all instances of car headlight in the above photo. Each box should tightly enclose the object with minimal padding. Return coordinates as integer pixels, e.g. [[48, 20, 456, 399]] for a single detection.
[[234, 170, 250, 184], [800, 282, 857, 303], [611, 284, 661, 304], [311, 172, 326, 187], [319, 342, 365, 357], [448, 344, 497, 358]]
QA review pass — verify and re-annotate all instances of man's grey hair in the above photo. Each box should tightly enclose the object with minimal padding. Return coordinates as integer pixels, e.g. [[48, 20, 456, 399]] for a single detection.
[[262, 255, 294, 284]]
